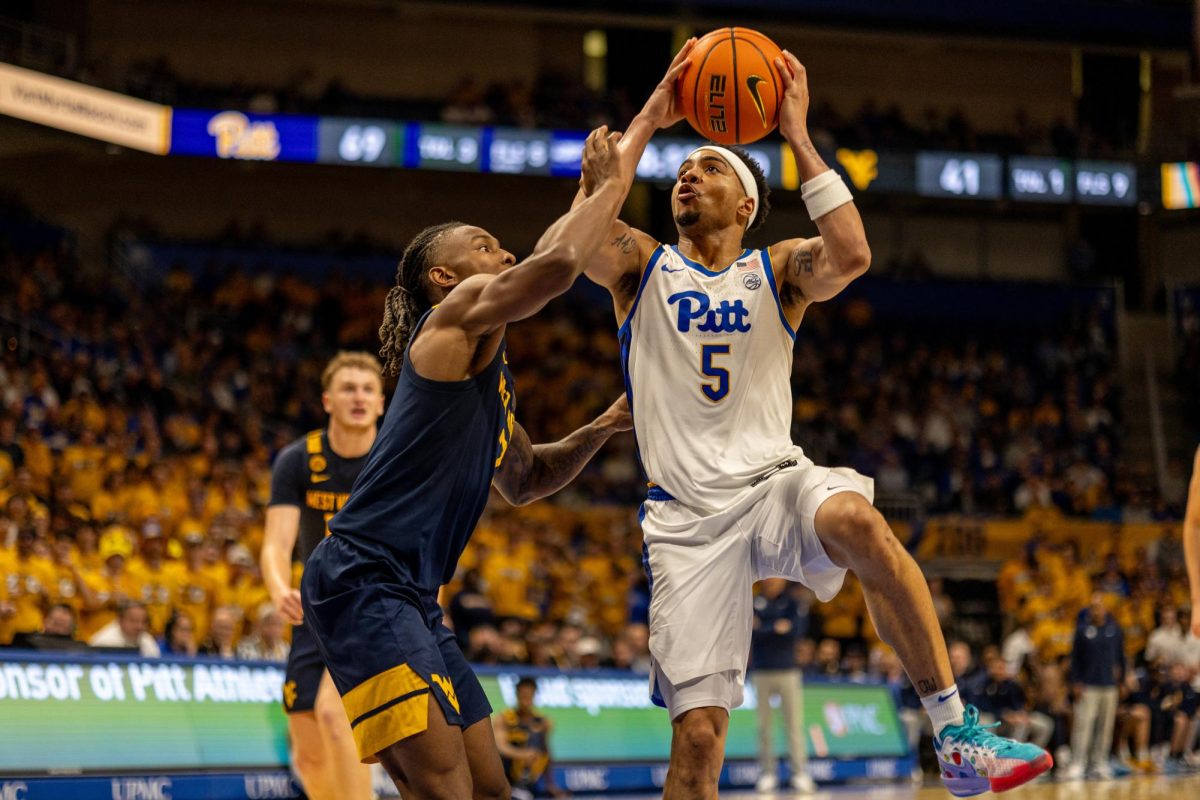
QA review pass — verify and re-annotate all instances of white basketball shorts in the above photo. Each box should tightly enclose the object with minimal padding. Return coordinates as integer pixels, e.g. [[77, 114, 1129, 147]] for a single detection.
[[641, 454, 874, 720]]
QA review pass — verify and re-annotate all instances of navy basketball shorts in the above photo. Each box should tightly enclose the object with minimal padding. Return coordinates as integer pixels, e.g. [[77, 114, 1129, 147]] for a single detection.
[[300, 534, 492, 763], [282, 623, 324, 714]]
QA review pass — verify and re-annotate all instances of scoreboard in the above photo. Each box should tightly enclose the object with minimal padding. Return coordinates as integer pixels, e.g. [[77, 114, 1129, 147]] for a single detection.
[[164, 107, 1145, 206]]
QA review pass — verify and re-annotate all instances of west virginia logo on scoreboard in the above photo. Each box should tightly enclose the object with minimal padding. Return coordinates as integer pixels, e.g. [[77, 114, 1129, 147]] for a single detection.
[[206, 111, 281, 160], [836, 149, 879, 191]]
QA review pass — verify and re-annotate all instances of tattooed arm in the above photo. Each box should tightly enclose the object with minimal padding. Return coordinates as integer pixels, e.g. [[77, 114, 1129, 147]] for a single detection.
[[768, 49, 870, 314], [493, 396, 632, 506], [570, 40, 697, 308]]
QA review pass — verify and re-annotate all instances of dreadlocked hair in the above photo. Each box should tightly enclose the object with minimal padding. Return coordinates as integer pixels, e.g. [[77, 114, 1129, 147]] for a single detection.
[[379, 221, 463, 376]]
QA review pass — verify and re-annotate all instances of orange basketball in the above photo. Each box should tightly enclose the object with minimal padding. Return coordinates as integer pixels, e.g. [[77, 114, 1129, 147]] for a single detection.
[[677, 27, 784, 145]]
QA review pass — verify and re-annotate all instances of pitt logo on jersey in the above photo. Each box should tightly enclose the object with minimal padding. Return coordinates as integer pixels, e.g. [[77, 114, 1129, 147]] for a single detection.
[[667, 291, 752, 334]]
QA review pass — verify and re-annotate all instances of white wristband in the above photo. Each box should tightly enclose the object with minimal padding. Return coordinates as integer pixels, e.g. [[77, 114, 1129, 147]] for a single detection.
[[801, 169, 853, 220]]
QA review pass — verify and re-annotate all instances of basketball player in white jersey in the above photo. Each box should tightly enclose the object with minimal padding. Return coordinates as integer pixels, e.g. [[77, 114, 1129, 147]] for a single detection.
[[576, 50, 1052, 798]]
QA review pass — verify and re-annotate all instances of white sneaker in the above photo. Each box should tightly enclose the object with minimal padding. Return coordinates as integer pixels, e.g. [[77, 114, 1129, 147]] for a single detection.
[[1093, 763, 1113, 780], [1064, 762, 1086, 781], [790, 774, 817, 794], [755, 774, 779, 793]]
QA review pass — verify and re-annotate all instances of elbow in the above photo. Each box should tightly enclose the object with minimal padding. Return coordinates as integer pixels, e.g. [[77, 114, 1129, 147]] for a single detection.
[[499, 481, 537, 507], [510, 488, 539, 507], [846, 242, 871, 276], [827, 241, 870, 281]]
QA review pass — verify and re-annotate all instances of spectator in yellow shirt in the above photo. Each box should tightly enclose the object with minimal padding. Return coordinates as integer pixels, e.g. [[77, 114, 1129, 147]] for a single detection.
[[128, 520, 184, 635], [59, 428, 108, 502], [817, 573, 866, 641], [1052, 541, 1092, 616], [1029, 604, 1076, 665], [47, 529, 91, 620], [144, 463, 190, 531], [0, 415, 22, 486], [73, 522, 103, 571], [998, 542, 1040, 615], [1018, 572, 1059, 628], [221, 544, 269, 637], [123, 464, 163, 526], [0, 470, 49, 523], [178, 530, 220, 642], [202, 523, 235, 588], [483, 537, 537, 621], [1, 527, 57, 643], [78, 528, 141, 640], [49, 485, 93, 529], [18, 430, 53, 492]]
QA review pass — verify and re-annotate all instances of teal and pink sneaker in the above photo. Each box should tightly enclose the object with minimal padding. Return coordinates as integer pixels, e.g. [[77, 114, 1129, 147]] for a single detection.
[[934, 706, 1054, 796]]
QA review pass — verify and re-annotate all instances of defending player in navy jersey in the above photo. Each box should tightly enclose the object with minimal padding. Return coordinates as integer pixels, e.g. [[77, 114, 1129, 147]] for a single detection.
[[300, 41, 697, 800], [262, 352, 384, 800], [577, 51, 1051, 798]]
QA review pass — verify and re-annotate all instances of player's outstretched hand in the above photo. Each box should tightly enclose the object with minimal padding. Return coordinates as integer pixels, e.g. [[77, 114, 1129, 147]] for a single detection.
[[276, 587, 304, 625], [773, 50, 810, 140], [637, 37, 696, 130], [579, 125, 625, 196], [597, 394, 633, 433]]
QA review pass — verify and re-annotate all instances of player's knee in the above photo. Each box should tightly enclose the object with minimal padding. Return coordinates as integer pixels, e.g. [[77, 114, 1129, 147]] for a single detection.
[[400, 762, 471, 800], [472, 779, 511, 800], [675, 716, 722, 768], [316, 705, 350, 738], [315, 701, 349, 737], [822, 495, 888, 546], [291, 736, 325, 780]]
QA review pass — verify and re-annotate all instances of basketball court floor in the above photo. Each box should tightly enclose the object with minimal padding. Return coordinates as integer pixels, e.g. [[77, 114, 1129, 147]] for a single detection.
[[616, 774, 1199, 798]]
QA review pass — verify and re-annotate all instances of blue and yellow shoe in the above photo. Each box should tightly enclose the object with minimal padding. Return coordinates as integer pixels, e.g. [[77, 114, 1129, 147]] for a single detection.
[[934, 706, 1054, 796]]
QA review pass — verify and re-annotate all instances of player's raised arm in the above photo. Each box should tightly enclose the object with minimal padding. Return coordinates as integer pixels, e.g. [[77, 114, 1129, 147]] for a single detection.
[[1185, 445, 1200, 636], [574, 38, 696, 291], [493, 395, 632, 506], [768, 51, 871, 308], [444, 125, 634, 335]]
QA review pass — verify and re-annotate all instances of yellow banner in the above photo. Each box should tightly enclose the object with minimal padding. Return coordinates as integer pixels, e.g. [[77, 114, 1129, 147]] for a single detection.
[[0, 62, 170, 154], [915, 515, 1182, 562]]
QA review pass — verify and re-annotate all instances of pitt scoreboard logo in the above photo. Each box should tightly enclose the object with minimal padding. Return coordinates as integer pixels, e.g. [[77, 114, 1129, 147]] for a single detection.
[[206, 111, 281, 160]]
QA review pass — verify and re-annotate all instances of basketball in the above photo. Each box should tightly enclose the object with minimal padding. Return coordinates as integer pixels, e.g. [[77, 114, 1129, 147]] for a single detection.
[[677, 27, 784, 145]]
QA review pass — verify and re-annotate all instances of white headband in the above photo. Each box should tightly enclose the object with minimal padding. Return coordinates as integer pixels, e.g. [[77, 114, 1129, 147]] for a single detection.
[[685, 146, 760, 227]]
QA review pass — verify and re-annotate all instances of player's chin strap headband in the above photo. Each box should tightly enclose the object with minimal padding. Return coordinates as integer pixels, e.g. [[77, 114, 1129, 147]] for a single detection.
[[686, 146, 760, 228]]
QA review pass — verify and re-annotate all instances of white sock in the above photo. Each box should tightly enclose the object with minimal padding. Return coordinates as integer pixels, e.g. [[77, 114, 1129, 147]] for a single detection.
[[921, 684, 965, 737]]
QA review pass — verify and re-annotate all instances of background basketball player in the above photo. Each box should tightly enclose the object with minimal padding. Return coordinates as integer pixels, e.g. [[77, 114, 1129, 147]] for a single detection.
[[262, 352, 384, 800]]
